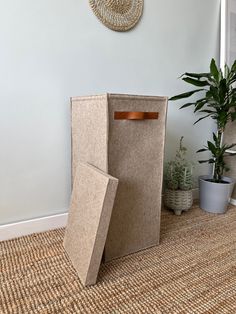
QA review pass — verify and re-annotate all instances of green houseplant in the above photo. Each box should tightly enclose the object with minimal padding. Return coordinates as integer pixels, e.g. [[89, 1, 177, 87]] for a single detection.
[[164, 137, 193, 215], [170, 59, 236, 214]]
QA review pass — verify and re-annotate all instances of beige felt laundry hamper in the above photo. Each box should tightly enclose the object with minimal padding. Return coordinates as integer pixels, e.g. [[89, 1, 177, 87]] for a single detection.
[[71, 94, 168, 261], [224, 120, 236, 202]]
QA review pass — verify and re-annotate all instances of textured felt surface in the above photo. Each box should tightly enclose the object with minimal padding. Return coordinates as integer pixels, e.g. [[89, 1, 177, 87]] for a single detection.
[[63, 162, 118, 286], [105, 94, 168, 260], [71, 95, 109, 185], [224, 120, 236, 199], [71, 94, 168, 261]]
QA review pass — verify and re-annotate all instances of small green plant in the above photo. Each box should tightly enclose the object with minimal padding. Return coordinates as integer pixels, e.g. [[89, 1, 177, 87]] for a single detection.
[[165, 137, 193, 191], [170, 59, 236, 183]]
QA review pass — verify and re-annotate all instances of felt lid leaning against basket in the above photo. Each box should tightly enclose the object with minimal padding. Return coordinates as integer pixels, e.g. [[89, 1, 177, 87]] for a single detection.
[[89, 0, 144, 32]]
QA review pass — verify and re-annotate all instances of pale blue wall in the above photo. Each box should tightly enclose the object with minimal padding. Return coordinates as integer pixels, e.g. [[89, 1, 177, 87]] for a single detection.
[[0, 0, 220, 224]]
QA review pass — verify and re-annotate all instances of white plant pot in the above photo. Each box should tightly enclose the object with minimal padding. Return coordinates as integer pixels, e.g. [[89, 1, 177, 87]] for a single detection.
[[164, 189, 193, 216], [199, 175, 235, 214]]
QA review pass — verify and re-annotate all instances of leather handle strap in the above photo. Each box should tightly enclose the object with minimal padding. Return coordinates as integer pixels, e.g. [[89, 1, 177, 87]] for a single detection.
[[114, 111, 159, 120]]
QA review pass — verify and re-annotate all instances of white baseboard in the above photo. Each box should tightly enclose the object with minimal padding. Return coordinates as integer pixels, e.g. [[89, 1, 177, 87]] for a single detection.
[[0, 188, 200, 242], [0, 213, 68, 242]]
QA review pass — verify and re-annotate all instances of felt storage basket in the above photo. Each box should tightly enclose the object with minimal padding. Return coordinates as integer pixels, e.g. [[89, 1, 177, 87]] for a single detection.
[[224, 120, 236, 201], [71, 94, 168, 261]]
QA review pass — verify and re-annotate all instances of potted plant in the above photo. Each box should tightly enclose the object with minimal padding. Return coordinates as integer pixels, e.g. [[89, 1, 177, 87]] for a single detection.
[[170, 59, 236, 214], [164, 136, 194, 215]]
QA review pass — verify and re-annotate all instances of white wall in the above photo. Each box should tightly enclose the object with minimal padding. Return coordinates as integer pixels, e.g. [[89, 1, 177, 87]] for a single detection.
[[0, 0, 220, 225]]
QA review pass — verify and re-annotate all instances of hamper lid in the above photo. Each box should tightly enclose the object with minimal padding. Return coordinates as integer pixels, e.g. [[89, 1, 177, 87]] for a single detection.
[[63, 162, 118, 286]]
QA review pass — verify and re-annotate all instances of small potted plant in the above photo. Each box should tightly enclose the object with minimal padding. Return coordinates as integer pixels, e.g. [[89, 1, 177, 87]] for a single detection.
[[164, 136, 193, 215], [170, 59, 236, 214]]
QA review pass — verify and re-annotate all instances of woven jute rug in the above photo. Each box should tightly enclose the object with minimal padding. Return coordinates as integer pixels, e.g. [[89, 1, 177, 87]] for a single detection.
[[1, 203, 236, 313]]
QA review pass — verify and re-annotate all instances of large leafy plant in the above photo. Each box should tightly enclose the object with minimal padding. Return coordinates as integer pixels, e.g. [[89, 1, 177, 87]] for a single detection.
[[170, 59, 236, 183]]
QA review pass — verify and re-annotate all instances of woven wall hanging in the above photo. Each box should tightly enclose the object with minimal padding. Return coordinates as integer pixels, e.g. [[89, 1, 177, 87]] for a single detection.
[[89, 0, 144, 32]]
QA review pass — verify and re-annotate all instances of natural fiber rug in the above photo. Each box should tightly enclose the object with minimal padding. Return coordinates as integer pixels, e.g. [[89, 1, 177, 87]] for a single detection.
[[1, 203, 236, 313]]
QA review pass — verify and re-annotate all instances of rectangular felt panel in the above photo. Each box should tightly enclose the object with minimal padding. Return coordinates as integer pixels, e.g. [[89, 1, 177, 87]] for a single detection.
[[224, 120, 236, 199], [63, 162, 118, 286], [105, 94, 168, 261], [71, 94, 168, 261], [71, 94, 109, 185]]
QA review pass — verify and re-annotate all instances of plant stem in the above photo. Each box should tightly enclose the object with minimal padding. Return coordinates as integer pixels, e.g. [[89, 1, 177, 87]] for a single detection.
[[213, 129, 223, 183]]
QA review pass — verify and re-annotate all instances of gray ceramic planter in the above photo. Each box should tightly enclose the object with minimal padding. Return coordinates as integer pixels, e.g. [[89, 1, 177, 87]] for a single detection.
[[199, 175, 235, 214]]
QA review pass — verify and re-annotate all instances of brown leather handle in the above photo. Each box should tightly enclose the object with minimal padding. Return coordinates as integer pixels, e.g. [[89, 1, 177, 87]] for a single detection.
[[114, 111, 159, 120]]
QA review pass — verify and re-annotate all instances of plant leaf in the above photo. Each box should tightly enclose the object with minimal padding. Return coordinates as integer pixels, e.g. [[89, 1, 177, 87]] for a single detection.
[[219, 79, 227, 103], [210, 59, 219, 82], [198, 110, 215, 114], [231, 59, 236, 72], [213, 132, 218, 142], [199, 158, 215, 164], [194, 114, 211, 125], [225, 64, 230, 78], [194, 102, 207, 112], [180, 103, 195, 109], [183, 72, 211, 79], [170, 89, 204, 101], [209, 86, 220, 102], [207, 141, 216, 154], [225, 143, 236, 150], [182, 77, 209, 87], [196, 148, 208, 153]]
